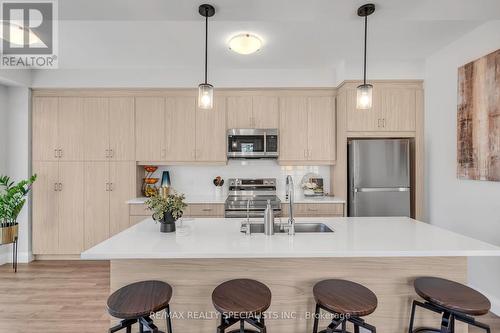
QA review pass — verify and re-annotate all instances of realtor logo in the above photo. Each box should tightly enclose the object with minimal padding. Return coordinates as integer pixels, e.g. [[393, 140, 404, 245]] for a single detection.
[[1, 0, 58, 68]]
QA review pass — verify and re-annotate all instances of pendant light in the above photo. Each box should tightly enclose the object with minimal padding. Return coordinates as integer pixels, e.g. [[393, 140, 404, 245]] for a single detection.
[[198, 4, 215, 110], [356, 4, 375, 110]]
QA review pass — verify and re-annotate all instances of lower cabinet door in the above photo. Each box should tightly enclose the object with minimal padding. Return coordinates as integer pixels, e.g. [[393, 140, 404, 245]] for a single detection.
[[84, 162, 109, 249], [109, 162, 135, 236], [58, 162, 85, 253], [32, 161, 59, 254]]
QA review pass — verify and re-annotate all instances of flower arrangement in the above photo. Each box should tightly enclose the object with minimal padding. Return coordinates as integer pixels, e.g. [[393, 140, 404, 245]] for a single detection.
[[145, 192, 187, 222]]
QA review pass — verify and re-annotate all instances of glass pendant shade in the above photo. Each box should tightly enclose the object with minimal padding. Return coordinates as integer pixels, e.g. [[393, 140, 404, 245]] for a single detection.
[[198, 83, 214, 109], [356, 83, 373, 110]]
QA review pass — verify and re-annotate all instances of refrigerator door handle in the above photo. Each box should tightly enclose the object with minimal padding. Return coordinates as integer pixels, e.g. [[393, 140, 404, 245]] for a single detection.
[[354, 187, 410, 193]]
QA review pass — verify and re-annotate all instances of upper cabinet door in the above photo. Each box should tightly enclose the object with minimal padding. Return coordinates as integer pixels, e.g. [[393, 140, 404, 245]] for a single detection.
[[33, 97, 59, 161], [227, 96, 252, 128], [279, 96, 309, 161], [308, 96, 336, 162], [165, 97, 196, 161], [135, 97, 165, 161], [58, 97, 85, 161], [381, 88, 416, 131], [253, 96, 279, 129], [346, 88, 383, 132], [83, 97, 109, 161], [196, 96, 227, 162], [109, 97, 135, 160]]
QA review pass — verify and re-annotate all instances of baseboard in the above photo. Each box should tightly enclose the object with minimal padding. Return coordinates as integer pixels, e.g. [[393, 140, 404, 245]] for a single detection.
[[0, 251, 8, 265], [469, 283, 500, 316], [0, 250, 34, 264]]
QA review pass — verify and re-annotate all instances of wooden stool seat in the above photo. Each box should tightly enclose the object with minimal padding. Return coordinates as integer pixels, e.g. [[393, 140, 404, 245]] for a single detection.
[[212, 279, 271, 316], [107, 280, 173, 319], [414, 277, 491, 316], [313, 279, 377, 317]]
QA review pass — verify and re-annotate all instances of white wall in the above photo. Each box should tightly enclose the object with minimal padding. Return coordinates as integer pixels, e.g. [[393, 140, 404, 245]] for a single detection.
[[425, 20, 500, 314], [0, 86, 31, 265], [149, 160, 331, 198], [0, 85, 9, 265]]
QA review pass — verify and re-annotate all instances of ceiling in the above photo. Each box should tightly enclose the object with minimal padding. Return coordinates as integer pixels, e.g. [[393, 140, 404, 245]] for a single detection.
[[39, 1, 500, 79]]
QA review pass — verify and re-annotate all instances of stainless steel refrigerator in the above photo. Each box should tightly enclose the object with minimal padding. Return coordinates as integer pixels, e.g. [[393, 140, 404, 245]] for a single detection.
[[348, 139, 411, 217]]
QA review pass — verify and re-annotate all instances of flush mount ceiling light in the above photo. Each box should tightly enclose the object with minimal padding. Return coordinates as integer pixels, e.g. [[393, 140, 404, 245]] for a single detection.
[[228, 33, 262, 55], [198, 4, 216, 110], [356, 3, 376, 110]]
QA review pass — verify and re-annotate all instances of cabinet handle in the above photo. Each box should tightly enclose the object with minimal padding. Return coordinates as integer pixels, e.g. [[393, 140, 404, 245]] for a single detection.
[[105, 149, 109, 158], [303, 149, 307, 158], [109, 183, 113, 191], [54, 183, 58, 191], [110, 149, 114, 158], [308, 149, 312, 158], [105, 182, 110, 191], [383, 118, 386, 128], [58, 149, 63, 158], [54, 149, 58, 158], [58, 183, 62, 191], [308, 208, 319, 211], [202, 208, 213, 211]]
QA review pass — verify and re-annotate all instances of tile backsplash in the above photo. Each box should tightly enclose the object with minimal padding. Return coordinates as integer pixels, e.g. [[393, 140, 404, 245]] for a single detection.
[[146, 160, 331, 197]]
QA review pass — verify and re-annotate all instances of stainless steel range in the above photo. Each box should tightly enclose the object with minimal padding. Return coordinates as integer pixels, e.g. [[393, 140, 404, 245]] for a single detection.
[[224, 178, 282, 218]]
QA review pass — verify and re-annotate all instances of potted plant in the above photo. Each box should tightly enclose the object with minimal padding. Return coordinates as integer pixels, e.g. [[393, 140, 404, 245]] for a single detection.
[[0, 175, 36, 245], [145, 192, 187, 233]]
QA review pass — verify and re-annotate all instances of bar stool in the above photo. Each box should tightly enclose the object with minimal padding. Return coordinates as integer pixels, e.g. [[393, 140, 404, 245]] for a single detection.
[[409, 276, 491, 333], [312, 279, 377, 333], [212, 278, 271, 333], [107, 280, 173, 333]]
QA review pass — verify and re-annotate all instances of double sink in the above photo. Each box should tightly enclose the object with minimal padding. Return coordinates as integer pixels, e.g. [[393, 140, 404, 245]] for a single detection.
[[241, 222, 334, 234]]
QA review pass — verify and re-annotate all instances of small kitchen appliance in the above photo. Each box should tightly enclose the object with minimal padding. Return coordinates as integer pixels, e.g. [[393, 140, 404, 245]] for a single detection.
[[227, 129, 278, 159]]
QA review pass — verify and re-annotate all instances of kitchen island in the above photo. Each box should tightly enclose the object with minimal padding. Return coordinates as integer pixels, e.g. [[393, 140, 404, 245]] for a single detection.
[[82, 217, 500, 333]]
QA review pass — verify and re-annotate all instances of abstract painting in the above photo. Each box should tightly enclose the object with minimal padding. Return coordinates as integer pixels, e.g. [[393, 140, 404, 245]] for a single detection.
[[457, 48, 500, 181]]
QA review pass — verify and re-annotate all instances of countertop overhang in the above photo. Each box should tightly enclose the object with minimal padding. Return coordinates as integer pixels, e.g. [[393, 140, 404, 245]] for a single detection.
[[81, 217, 500, 260]]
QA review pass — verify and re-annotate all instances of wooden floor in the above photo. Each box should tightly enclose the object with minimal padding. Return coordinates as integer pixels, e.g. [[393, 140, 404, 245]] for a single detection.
[[0, 261, 499, 333]]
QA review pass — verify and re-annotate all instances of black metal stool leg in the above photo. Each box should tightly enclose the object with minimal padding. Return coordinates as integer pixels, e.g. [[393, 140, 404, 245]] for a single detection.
[[13, 237, 18, 272], [408, 300, 417, 333], [313, 303, 320, 333], [165, 305, 173, 333]]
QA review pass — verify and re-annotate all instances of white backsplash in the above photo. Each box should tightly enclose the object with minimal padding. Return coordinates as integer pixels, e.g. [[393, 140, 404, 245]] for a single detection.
[[147, 160, 331, 197]]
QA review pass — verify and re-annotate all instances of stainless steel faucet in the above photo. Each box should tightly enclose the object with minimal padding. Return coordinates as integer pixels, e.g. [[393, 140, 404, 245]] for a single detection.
[[286, 175, 295, 236]]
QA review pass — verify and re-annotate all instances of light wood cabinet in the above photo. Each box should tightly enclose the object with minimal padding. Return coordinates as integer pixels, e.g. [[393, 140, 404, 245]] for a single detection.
[[165, 97, 196, 161], [84, 161, 135, 249], [33, 97, 84, 161], [109, 97, 135, 160], [346, 86, 416, 132], [32, 161, 84, 254], [83, 98, 109, 161], [279, 96, 335, 164], [279, 96, 309, 161], [187, 204, 225, 217], [226, 95, 279, 129], [195, 96, 226, 162], [135, 97, 165, 161], [227, 96, 252, 128], [252, 96, 279, 128], [280, 203, 344, 217]]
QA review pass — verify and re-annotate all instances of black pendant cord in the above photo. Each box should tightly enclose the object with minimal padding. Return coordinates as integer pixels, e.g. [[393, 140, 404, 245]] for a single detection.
[[204, 10, 208, 85], [363, 15, 367, 86]]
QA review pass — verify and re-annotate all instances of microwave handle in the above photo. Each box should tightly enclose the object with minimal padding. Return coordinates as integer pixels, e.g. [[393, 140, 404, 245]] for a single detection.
[[264, 132, 267, 154]]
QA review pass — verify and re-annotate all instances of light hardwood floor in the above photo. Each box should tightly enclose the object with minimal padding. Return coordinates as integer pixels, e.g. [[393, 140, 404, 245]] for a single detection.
[[0, 261, 499, 333]]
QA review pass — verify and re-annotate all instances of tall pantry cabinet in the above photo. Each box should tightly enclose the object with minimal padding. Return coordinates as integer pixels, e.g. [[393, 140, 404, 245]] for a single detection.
[[32, 96, 135, 255]]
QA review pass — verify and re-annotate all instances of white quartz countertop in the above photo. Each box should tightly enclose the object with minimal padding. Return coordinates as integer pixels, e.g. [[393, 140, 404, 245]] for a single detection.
[[81, 217, 500, 260], [126, 194, 346, 205]]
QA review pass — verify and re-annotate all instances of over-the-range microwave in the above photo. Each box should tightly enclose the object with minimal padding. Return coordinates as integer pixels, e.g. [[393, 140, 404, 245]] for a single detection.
[[227, 128, 279, 159]]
